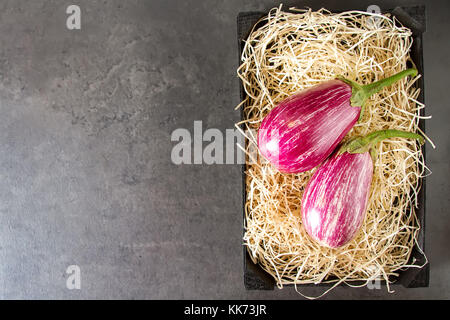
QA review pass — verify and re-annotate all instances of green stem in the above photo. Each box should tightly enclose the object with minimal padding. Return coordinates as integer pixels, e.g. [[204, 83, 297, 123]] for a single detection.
[[337, 68, 418, 121], [362, 69, 418, 98], [362, 129, 424, 147], [339, 129, 424, 156]]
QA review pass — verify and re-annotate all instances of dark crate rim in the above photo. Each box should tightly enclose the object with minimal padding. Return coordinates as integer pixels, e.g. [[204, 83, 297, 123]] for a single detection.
[[237, 5, 429, 291]]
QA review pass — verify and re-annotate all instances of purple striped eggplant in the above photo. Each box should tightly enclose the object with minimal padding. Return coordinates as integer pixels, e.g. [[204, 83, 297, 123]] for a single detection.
[[301, 130, 424, 248], [258, 69, 418, 173]]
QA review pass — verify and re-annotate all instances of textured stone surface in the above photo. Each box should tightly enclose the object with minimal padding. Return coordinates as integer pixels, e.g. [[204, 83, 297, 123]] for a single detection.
[[0, 0, 448, 299]]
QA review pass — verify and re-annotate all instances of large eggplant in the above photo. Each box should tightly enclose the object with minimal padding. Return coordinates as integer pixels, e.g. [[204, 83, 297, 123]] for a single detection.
[[301, 130, 424, 248], [258, 69, 418, 173]]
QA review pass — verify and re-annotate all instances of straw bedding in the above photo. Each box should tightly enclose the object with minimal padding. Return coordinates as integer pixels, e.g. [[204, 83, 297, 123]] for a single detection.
[[236, 6, 431, 298]]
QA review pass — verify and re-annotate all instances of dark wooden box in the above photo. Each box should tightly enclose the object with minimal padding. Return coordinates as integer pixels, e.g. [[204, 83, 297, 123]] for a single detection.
[[238, 6, 429, 290]]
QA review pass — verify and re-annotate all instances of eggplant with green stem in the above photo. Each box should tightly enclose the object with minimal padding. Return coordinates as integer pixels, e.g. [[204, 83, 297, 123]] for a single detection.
[[301, 130, 424, 248], [258, 69, 418, 173]]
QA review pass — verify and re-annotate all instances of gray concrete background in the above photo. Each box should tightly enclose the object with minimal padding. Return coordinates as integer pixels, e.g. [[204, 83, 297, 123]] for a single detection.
[[0, 0, 448, 299]]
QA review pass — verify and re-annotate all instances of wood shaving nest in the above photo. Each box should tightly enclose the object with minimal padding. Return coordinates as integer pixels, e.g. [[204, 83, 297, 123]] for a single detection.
[[236, 6, 431, 298]]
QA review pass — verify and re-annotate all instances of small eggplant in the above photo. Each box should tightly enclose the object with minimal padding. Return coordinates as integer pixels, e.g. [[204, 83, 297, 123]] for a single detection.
[[258, 69, 418, 173], [301, 130, 424, 248]]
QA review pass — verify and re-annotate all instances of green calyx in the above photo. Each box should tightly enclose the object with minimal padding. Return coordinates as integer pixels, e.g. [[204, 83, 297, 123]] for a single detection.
[[339, 129, 425, 161], [337, 68, 418, 121]]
